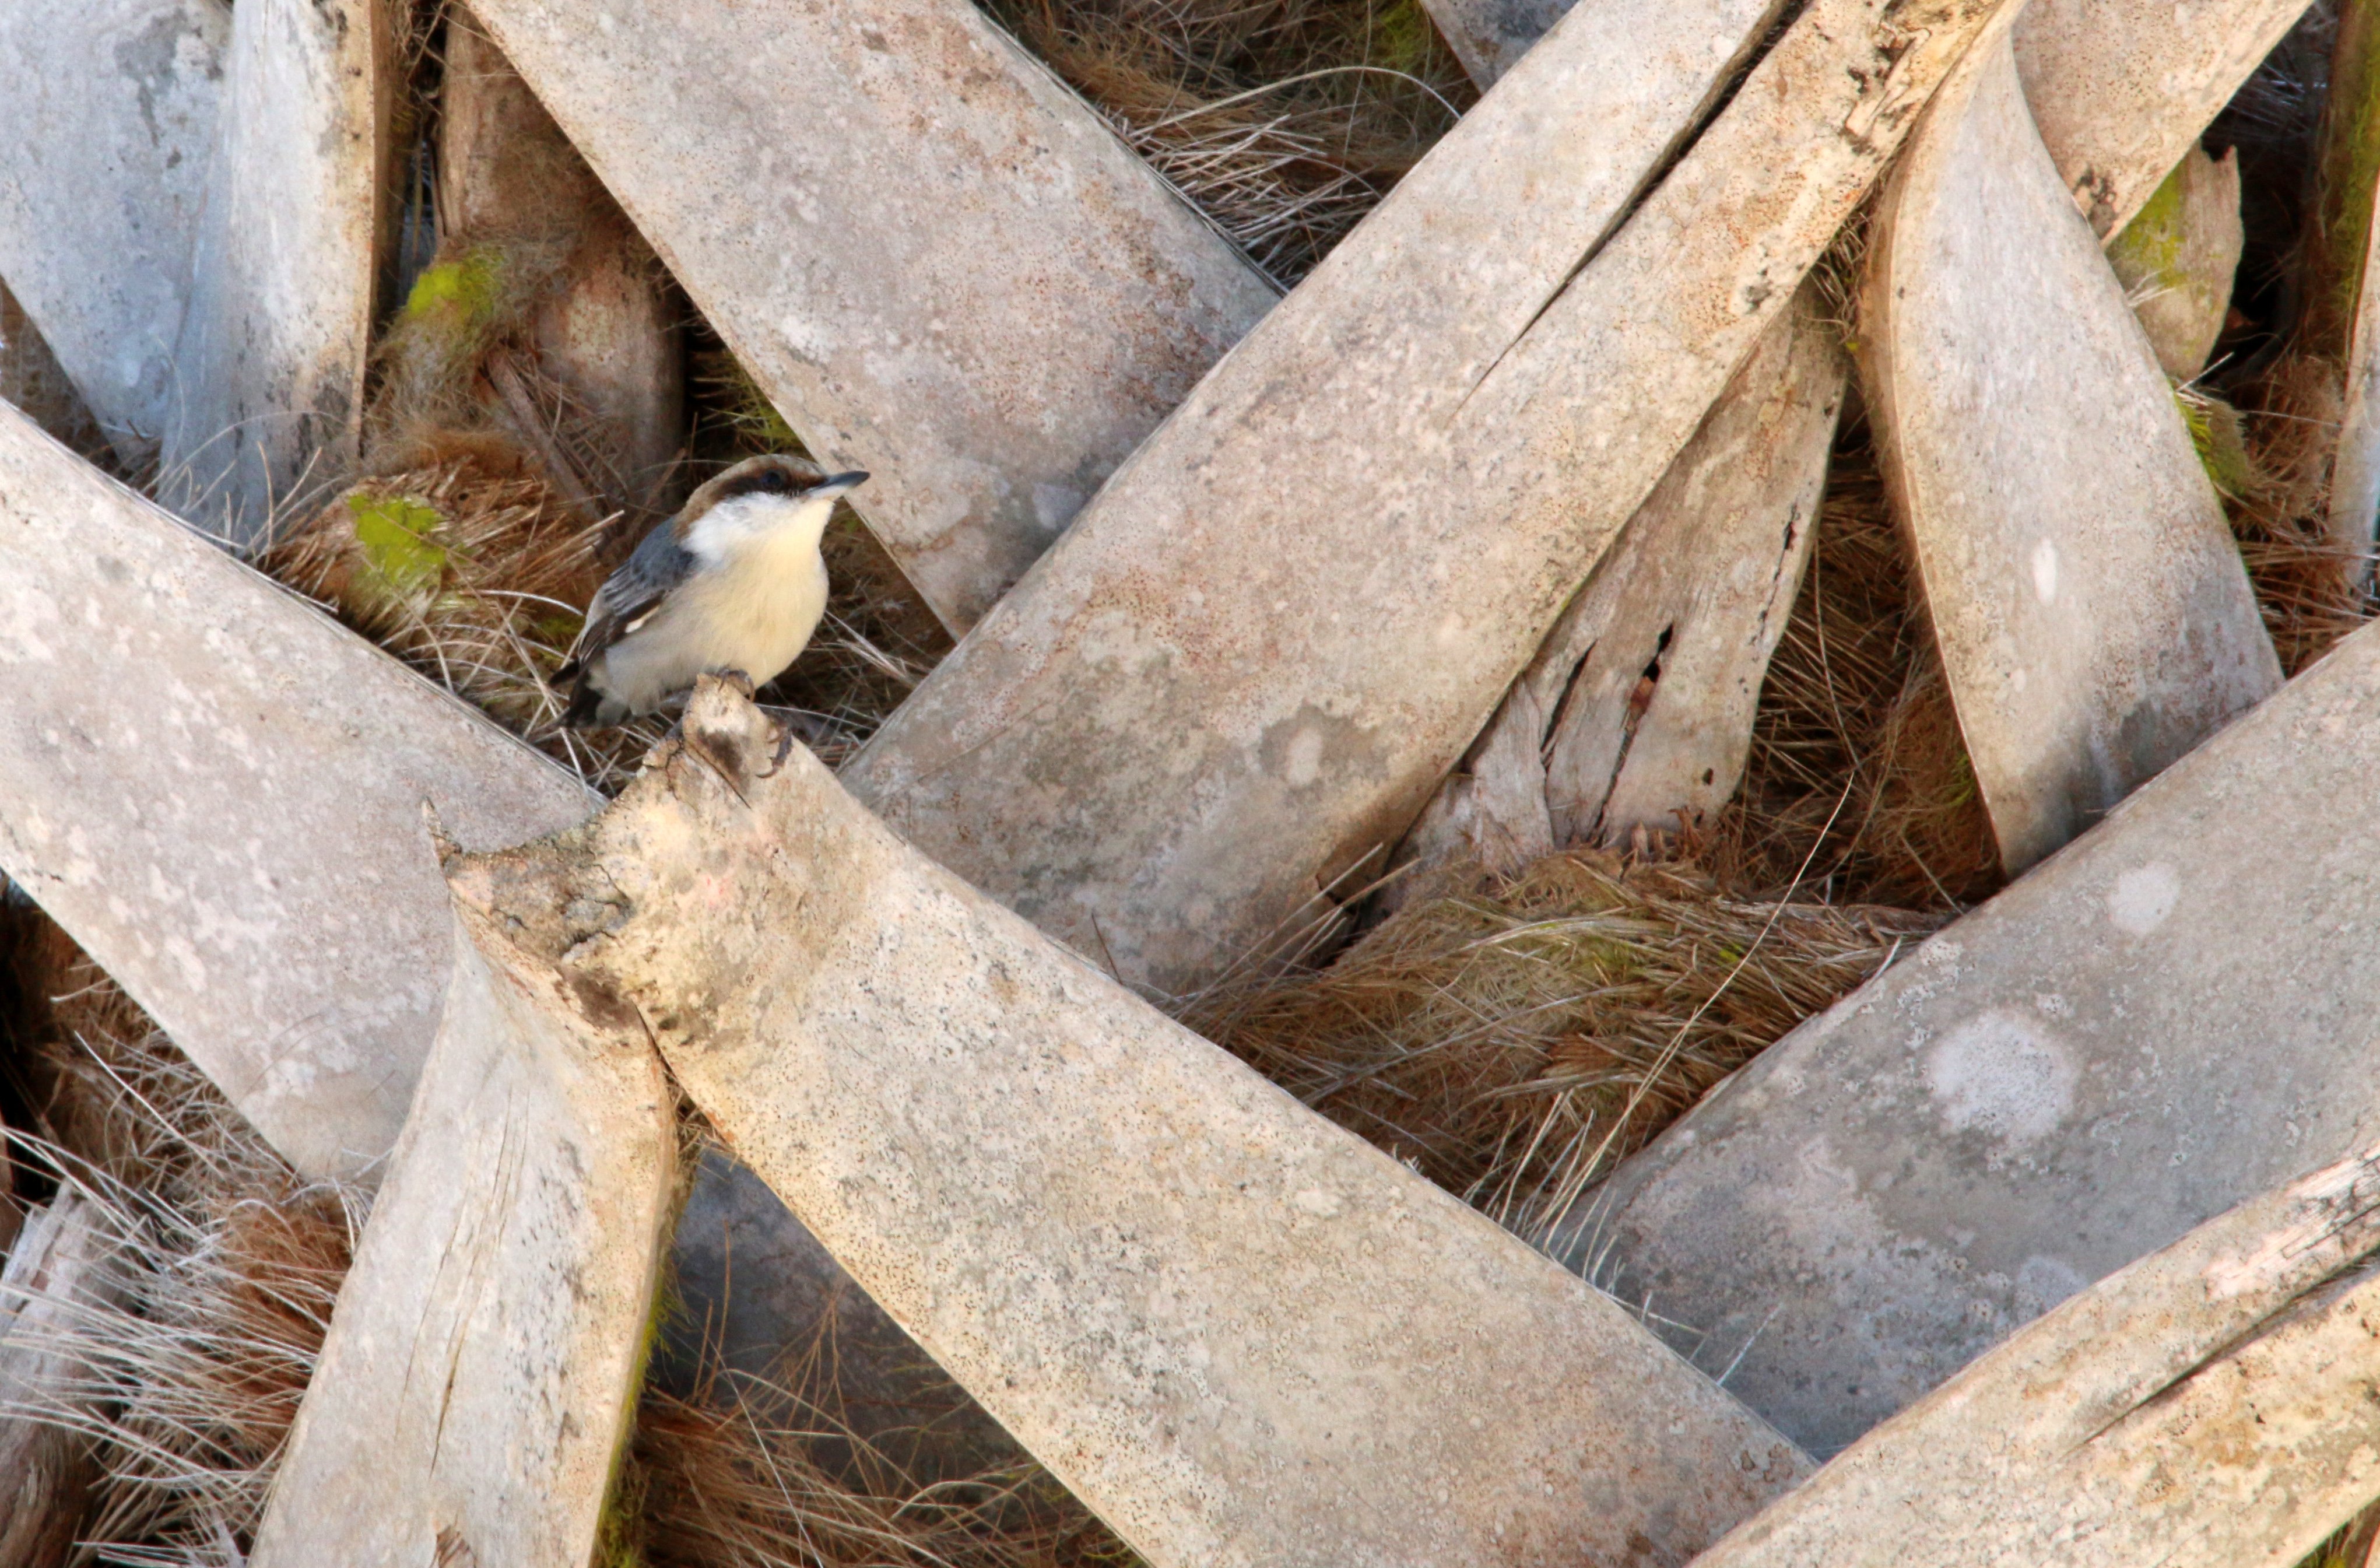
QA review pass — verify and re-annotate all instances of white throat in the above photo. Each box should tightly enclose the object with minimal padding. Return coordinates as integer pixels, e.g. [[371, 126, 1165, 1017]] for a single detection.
[[684, 492, 836, 567]]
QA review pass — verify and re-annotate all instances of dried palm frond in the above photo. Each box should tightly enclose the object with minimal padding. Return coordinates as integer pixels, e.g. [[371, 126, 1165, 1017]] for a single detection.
[[0, 913, 1131, 1566]]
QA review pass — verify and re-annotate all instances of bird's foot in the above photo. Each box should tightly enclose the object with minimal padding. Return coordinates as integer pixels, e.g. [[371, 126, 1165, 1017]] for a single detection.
[[756, 715, 802, 778]]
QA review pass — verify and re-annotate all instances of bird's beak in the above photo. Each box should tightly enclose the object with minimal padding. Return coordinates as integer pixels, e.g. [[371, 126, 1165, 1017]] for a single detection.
[[815, 470, 870, 499]]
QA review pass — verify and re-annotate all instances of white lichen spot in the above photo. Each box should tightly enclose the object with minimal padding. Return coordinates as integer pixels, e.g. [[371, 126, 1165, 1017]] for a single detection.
[[2030, 539, 2059, 605], [1291, 1187, 1343, 1218], [2107, 862, 2181, 935], [1075, 606, 1158, 669], [1283, 728, 1325, 789], [1928, 1009, 2078, 1143], [0, 579, 61, 663], [775, 310, 831, 364]]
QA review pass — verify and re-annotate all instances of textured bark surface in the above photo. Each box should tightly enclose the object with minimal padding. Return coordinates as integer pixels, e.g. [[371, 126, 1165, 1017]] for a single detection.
[[0, 405, 595, 1179], [848, 0, 2020, 997], [1571, 615, 2380, 1456], [464, 0, 1277, 633], [2106, 145, 2245, 381], [455, 680, 1813, 1568], [0, 0, 226, 470], [1863, 30, 2277, 875], [1400, 286, 1843, 873], [1423, 0, 2307, 238], [160, 0, 393, 542], [0, 1194, 121, 1568], [249, 908, 673, 1568], [439, 12, 683, 521], [1693, 1142, 2380, 1568]]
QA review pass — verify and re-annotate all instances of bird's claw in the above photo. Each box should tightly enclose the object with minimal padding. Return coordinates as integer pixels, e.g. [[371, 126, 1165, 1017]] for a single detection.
[[756, 717, 802, 779]]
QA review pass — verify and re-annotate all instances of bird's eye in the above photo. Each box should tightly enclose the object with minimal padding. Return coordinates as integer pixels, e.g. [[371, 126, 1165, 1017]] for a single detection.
[[760, 471, 791, 492]]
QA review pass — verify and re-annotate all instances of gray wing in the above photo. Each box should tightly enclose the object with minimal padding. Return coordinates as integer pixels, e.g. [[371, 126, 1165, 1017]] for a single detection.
[[567, 522, 696, 670]]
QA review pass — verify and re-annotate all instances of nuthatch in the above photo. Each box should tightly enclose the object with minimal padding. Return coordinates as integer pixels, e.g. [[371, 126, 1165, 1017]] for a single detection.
[[561, 454, 868, 728]]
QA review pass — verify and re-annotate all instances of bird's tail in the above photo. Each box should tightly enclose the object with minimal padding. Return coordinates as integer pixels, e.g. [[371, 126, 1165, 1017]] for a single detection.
[[561, 672, 606, 730]]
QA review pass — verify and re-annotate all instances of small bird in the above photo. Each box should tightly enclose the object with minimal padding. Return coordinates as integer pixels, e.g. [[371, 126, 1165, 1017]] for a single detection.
[[561, 454, 868, 728]]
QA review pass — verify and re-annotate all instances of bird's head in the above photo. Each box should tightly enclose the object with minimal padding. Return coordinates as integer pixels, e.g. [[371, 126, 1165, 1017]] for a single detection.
[[675, 453, 869, 564]]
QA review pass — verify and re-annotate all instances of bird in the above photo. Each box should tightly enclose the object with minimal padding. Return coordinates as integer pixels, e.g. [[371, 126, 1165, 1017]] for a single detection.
[[560, 453, 868, 728]]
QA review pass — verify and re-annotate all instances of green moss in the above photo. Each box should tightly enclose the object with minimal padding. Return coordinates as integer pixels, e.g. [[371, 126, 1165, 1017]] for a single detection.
[[2175, 391, 2259, 500], [531, 609, 586, 654], [2108, 157, 2189, 289], [347, 492, 448, 599], [1942, 748, 1978, 807], [2295, 1511, 2380, 1568], [1367, 0, 1442, 75], [402, 248, 504, 327], [590, 1475, 648, 1568]]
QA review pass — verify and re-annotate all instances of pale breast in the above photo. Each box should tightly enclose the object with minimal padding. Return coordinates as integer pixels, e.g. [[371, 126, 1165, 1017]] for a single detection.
[[676, 532, 830, 683]]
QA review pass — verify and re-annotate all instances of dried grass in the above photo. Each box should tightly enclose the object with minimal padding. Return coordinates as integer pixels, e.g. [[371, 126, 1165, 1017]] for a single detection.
[[1187, 848, 1940, 1236], [267, 202, 686, 792], [630, 1376, 1132, 1568], [2211, 355, 2379, 673], [0, 915, 360, 1565], [258, 348, 946, 795], [985, 0, 1475, 283]]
